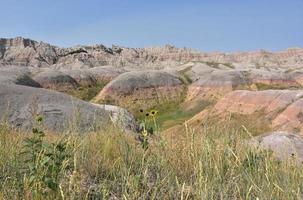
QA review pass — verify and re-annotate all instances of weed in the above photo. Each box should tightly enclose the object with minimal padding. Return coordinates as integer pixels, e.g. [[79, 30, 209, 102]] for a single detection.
[[137, 109, 159, 150], [20, 116, 71, 198]]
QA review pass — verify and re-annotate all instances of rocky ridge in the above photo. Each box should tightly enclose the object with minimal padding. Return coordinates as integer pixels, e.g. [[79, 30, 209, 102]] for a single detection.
[[1, 37, 303, 69]]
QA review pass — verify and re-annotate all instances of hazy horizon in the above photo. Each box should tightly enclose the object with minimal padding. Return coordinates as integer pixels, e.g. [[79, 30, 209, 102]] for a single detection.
[[1, 0, 302, 52]]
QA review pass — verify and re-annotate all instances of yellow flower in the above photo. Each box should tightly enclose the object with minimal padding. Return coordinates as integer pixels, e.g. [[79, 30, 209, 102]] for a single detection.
[[149, 110, 158, 117], [141, 129, 148, 137]]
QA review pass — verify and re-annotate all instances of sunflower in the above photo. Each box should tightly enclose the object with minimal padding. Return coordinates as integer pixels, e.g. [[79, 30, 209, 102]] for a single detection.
[[149, 110, 158, 117], [141, 129, 148, 137]]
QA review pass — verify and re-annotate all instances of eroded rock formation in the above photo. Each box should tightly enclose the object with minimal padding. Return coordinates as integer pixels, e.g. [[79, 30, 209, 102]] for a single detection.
[[1, 37, 302, 69]]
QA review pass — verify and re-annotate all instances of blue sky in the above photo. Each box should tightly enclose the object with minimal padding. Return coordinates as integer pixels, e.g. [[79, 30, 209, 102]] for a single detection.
[[1, 0, 302, 52]]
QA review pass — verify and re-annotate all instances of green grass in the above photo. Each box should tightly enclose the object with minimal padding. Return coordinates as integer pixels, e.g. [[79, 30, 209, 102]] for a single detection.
[[178, 72, 193, 85], [178, 66, 193, 85], [254, 82, 302, 90], [153, 100, 212, 130], [205, 61, 221, 69], [67, 82, 107, 101], [223, 63, 235, 69], [134, 97, 212, 131], [235, 82, 302, 91]]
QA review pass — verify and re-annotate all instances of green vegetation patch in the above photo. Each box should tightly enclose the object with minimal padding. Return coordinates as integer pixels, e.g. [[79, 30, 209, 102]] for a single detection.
[[205, 61, 220, 69], [254, 82, 302, 90], [136, 99, 213, 131], [67, 81, 107, 101], [223, 62, 235, 69], [235, 82, 302, 91], [178, 72, 192, 85], [178, 66, 193, 85], [157, 100, 212, 130]]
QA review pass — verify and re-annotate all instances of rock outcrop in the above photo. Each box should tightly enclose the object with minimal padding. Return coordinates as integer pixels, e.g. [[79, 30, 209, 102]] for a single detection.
[[186, 70, 247, 100], [32, 70, 79, 92], [184, 66, 302, 102], [95, 104, 137, 132], [249, 132, 303, 163], [272, 98, 303, 133], [0, 83, 111, 132], [29, 66, 126, 93], [1, 37, 302, 69], [213, 90, 303, 115], [0, 67, 41, 87]]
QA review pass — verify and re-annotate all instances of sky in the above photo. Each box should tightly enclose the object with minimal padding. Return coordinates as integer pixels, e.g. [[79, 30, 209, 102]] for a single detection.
[[0, 0, 302, 52]]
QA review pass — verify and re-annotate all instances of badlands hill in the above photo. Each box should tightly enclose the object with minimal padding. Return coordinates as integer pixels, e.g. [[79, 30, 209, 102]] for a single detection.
[[1, 37, 303, 154]]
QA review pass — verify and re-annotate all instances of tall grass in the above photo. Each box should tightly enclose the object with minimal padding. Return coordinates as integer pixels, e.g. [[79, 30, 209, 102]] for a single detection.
[[0, 121, 303, 199]]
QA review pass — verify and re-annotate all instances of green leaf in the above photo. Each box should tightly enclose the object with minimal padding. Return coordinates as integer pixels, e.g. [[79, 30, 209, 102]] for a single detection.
[[43, 177, 58, 191], [29, 175, 35, 184], [41, 156, 51, 165]]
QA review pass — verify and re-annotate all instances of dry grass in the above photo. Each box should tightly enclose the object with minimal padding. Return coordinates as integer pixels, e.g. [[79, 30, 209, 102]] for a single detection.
[[1, 118, 303, 200]]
